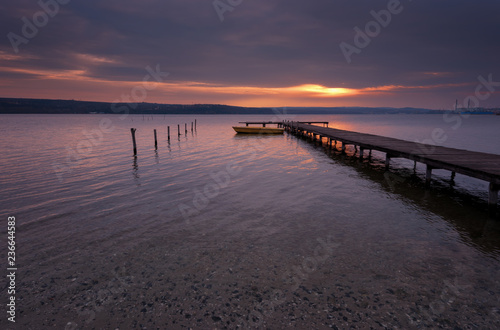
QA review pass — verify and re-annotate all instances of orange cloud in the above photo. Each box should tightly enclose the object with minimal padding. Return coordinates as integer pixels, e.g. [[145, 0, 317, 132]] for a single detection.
[[75, 53, 119, 64], [0, 62, 475, 108], [154, 82, 359, 98]]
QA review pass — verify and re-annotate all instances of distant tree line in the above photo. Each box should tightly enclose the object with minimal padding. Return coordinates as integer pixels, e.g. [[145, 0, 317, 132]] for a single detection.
[[3, 97, 492, 115]]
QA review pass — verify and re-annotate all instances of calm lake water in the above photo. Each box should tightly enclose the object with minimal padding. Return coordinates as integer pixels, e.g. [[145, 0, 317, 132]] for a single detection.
[[1, 113, 500, 329]]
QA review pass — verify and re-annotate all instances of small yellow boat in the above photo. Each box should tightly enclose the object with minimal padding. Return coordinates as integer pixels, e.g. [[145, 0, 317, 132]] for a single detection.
[[232, 126, 284, 134]]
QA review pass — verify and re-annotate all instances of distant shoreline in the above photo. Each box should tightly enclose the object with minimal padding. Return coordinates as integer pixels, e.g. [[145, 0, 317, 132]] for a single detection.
[[1, 97, 499, 115]]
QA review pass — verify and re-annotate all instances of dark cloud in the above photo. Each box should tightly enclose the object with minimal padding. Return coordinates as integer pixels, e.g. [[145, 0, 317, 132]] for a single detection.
[[1, 0, 499, 107]]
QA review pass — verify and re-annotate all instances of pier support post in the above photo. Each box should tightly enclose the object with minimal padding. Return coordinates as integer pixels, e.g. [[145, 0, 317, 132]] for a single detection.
[[359, 147, 364, 159], [489, 183, 499, 206], [154, 129, 158, 149], [185, 123, 187, 134], [451, 171, 456, 180], [167, 126, 170, 141], [191, 122, 194, 132], [385, 154, 391, 169], [195, 119, 197, 130], [425, 165, 433, 187], [130, 128, 137, 155], [341, 143, 346, 153], [178, 124, 181, 136]]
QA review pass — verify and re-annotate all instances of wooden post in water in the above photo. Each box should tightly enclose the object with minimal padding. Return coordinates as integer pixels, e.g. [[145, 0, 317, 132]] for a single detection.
[[195, 119, 197, 130], [425, 165, 433, 187], [385, 154, 391, 168], [154, 129, 158, 149], [489, 183, 499, 207], [191, 122, 193, 132], [167, 126, 170, 141], [177, 124, 180, 136], [185, 123, 187, 134], [130, 128, 137, 155]]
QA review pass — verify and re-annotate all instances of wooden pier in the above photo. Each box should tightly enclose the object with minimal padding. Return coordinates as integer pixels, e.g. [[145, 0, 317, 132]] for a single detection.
[[239, 121, 328, 128], [283, 121, 500, 208]]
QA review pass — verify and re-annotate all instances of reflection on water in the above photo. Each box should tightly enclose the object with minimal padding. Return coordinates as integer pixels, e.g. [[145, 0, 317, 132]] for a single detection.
[[154, 150, 159, 164], [1, 114, 499, 329], [131, 155, 139, 180], [309, 137, 500, 257]]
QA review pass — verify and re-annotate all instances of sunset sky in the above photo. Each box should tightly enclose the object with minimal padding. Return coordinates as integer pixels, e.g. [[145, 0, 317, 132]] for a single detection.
[[1, 0, 500, 109]]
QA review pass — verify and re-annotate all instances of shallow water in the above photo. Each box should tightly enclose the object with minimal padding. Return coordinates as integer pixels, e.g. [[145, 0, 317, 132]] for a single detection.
[[0, 113, 499, 329]]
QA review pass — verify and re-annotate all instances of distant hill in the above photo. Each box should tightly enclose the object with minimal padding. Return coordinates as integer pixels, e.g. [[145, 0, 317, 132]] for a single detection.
[[0, 97, 447, 115]]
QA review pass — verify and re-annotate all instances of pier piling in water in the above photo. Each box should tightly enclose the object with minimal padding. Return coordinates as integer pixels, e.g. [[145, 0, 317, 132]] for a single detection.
[[178, 124, 180, 136], [425, 165, 433, 187], [154, 129, 158, 149], [490, 183, 499, 206], [185, 123, 187, 134], [130, 128, 137, 155], [167, 126, 170, 141]]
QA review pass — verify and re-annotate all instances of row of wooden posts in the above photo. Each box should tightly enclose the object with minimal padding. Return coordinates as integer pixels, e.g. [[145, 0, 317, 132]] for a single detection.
[[130, 119, 197, 155]]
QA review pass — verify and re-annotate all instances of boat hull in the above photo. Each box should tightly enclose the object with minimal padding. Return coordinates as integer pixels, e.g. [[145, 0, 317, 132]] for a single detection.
[[232, 126, 284, 134]]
